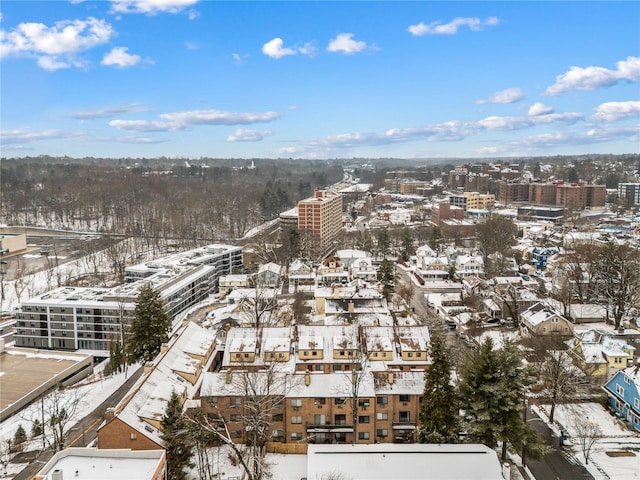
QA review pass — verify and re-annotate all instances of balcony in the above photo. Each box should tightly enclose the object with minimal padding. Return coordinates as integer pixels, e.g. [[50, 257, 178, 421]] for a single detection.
[[305, 422, 354, 433]]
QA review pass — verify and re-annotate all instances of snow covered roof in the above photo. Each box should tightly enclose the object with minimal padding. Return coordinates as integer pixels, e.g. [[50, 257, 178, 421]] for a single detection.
[[306, 443, 504, 480], [110, 322, 216, 447]]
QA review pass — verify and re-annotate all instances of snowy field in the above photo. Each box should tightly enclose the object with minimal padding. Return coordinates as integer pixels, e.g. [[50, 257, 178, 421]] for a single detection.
[[534, 402, 640, 480]]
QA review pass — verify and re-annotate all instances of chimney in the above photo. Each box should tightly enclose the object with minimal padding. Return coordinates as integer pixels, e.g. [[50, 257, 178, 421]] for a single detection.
[[105, 407, 116, 421], [305, 371, 311, 386], [143, 362, 154, 374], [387, 372, 394, 385], [160, 343, 169, 353], [502, 463, 511, 479], [51, 470, 63, 480], [348, 301, 355, 314], [225, 371, 232, 384]]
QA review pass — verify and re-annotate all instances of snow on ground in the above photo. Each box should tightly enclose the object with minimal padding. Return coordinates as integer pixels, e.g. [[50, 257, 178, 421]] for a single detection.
[[533, 402, 640, 480], [0, 362, 141, 446]]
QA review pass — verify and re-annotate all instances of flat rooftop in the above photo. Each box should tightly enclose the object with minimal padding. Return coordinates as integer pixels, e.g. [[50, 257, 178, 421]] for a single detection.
[[0, 348, 92, 419], [36, 448, 165, 480]]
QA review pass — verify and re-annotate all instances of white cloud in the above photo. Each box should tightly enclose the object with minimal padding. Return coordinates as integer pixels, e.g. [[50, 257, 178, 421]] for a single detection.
[[109, 119, 183, 132], [227, 129, 273, 142], [101, 46, 142, 68], [159, 109, 281, 125], [408, 16, 500, 36], [298, 42, 318, 57], [72, 104, 149, 119], [528, 102, 554, 116], [592, 101, 640, 122], [232, 52, 249, 65], [327, 33, 369, 55], [187, 9, 199, 20], [37, 56, 72, 71], [262, 38, 296, 59], [545, 56, 640, 95], [110, 0, 199, 15], [0, 128, 83, 144], [185, 41, 199, 50], [0, 17, 114, 69], [476, 87, 524, 105]]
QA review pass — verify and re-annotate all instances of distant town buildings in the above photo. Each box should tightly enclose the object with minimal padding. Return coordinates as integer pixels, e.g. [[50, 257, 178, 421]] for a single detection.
[[618, 183, 640, 206], [498, 181, 606, 209]]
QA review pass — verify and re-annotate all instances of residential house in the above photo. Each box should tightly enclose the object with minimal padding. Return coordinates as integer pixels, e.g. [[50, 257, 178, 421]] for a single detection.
[[287, 259, 316, 294], [257, 262, 282, 288], [602, 366, 640, 432], [454, 255, 484, 278], [520, 303, 574, 337]]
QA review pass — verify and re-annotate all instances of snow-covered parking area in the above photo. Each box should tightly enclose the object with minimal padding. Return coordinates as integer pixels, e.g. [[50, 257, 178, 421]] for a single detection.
[[534, 402, 640, 480]]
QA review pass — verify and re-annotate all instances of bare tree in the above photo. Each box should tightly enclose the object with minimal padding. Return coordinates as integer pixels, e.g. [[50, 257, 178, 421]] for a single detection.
[[536, 350, 585, 424], [571, 413, 602, 465], [22, 385, 86, 452], [192, 365, 297, 480]]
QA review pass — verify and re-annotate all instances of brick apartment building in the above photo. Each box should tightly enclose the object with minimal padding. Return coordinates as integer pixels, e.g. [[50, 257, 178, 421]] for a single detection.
[[498, 181, 606, 209], [197, 323, 430, 445], [298, 190, 343, 258]]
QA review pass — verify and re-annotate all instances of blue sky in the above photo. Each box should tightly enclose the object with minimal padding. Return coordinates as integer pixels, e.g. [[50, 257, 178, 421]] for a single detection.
[[1, 1, 639, 159]]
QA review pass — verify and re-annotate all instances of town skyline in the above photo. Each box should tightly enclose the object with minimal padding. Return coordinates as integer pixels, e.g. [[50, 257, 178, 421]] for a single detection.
[[1, 1, 639, 159]]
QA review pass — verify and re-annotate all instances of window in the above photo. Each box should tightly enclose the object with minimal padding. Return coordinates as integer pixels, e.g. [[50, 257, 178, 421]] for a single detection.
[[340, 351, 345, 356], [376, 412, 388, 421], [358, 399, 370, 408], [358, 432, 370, 440], [634, 398, 639, 409], [358, 416, 370, 424], [399, 395, 410, 403], [230, 430, 242, 438], [206, 397, 218, 407], [130, 433, 137, 440], [314, 414, 326, 425], [624, 376, 630, 384], [291, 416, 302, 424], [303, 351, 309, 357], [616, 385, 625, 396], [230, 414, 241, 422], [314, 398, 326, 405], [377, 396, 388, 406], [335, 397, 346, 405], [416, 352, 422, 358], [407, 352, 413, 358], [614, 357, 622, 364], [272, 413, 283, 422], [376, 429, 388, 438], [291, 432, 303, 441], [399, 411, 411, 423], [312, 351, 318, 356], [230, 397, 242, 406], [272, 429, 284, 438], [334, 414, 346, 425], [291, 399, 302, 408]]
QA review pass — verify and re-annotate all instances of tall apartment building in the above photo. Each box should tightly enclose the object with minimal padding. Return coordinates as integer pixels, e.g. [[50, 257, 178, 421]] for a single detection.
[[449, 192, 495, 211], [498, 181, 606, 208], [618, 183, 640, 206], [298, 190, 343, 258], [14, 244, 242, 353]]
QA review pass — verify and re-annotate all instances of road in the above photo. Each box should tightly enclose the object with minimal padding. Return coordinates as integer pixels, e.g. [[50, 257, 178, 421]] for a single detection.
[[524, 407, 594, 480]]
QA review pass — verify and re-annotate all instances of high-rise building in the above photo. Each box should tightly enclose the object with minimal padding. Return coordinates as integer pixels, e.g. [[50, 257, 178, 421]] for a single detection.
[[298, 190, 343, 257], [617, 183, 640, 206]]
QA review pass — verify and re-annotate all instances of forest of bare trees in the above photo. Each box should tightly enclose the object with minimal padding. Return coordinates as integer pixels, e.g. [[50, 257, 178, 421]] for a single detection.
[[0, 159, 343, 248]]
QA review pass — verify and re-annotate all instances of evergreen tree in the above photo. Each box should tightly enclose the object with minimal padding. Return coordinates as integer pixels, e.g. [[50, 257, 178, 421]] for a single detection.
[[458, 339, 544, 462], [376, 228, 391, 258], [160, 391, 194, 480], [127, 283, 171, 364], [400, 228, 415, 262], [31, 419, 43, 438], [418, 333, 458, 443], [13, 424, 27, 446], [377, 258, 395, 301]]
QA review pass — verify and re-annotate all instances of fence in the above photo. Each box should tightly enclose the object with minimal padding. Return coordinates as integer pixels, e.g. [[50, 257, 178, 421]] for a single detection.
[[265, 442, 308, 454]]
